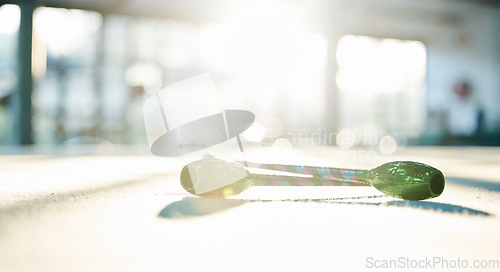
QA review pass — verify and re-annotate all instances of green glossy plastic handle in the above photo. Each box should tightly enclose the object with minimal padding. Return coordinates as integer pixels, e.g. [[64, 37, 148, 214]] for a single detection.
[[365, 161, 445, 200]]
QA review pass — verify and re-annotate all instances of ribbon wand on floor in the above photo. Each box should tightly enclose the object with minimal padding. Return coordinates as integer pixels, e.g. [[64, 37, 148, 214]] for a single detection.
[[180, 158, 445, 200]]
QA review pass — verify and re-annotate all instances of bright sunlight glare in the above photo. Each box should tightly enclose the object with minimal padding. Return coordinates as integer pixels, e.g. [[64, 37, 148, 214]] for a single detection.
[[197, 1, 326, 82], [335, 34, 427, 137], [336, 35, 426, 94], [33, 7, 102, 57], [0, 4, 20, 35]]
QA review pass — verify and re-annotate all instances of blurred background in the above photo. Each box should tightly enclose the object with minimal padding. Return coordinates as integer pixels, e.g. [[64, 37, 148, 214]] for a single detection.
[[0, 0, 499, 154]]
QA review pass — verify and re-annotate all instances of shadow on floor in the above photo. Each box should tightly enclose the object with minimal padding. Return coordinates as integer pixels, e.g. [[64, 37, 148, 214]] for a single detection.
[[158, 197, 247, 218], [337, 200, 491, 216], [158, 195, 491, 219], [386, 200, 491, 215]]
